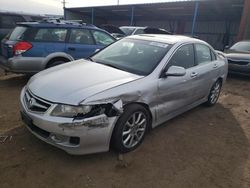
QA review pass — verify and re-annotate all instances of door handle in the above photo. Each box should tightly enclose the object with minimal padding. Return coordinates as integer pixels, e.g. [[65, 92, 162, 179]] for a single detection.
[[68, 47, 76, 51], [213, 64, 218, 68], [190, 72, 198, 78]]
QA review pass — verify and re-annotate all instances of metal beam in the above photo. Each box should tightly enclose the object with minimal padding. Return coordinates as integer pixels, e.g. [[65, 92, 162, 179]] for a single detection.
[[191, 2, 199, 37], [130, 6, 135, 26], [91, 8, 94, 24]]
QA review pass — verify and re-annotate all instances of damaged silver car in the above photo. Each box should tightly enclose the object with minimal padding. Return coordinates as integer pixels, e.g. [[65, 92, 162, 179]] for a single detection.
[[20, 35, 228, 155]]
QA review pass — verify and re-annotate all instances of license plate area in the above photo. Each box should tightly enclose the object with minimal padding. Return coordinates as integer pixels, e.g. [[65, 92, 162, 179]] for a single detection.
[[20, 111, 50, 138]]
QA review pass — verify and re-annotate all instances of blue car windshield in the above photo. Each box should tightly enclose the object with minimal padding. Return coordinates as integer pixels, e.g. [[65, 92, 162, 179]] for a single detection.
[[91, 38, 171, 76]]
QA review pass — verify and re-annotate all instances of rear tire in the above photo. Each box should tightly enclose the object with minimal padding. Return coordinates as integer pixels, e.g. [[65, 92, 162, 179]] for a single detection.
[[111, 104, 150, 153], [47, 59, 69, 68], [205, 80, 222, 106]]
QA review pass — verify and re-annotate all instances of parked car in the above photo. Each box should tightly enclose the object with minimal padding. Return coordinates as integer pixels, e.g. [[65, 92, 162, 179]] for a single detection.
[[0, 19, 116, 74], [120, 26, 171, 36], [0, 11, 44, 41], [99, 24, 126, 39], [224, 40, 250, 75], [20, 35, 227, 155]]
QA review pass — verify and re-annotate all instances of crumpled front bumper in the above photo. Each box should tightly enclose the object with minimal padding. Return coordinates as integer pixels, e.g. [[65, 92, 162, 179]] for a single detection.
[[20, 87, 119, 155]]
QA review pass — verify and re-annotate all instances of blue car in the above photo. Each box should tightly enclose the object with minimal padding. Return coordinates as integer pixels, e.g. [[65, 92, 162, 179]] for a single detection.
[[0, 19, 116, 74]]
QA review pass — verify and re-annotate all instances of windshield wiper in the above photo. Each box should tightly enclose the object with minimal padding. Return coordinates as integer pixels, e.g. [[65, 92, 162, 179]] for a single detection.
[[87, 57, 94, 62], [104, 63, 122, 71]]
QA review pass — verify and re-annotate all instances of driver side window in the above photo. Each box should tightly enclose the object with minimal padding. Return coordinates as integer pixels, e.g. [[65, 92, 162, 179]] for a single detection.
[[91, 30, 115, 45], [167, 44, 195, 69]]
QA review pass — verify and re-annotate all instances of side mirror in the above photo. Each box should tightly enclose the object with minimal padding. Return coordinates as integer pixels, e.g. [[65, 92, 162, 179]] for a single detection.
[[224, 45, 230, 50], [164, 66, 186, 77]]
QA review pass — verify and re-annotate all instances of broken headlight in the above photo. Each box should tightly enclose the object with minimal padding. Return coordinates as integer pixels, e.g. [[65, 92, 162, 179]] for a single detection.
[[51, 104, 92, 118]]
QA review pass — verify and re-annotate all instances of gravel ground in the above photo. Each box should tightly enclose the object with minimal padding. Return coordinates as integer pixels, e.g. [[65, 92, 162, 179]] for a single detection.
[[0, 69, 250, 188]]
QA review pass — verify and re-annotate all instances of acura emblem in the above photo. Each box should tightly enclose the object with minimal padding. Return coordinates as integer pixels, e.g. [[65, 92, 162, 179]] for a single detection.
[[28, 98, 36, 108]]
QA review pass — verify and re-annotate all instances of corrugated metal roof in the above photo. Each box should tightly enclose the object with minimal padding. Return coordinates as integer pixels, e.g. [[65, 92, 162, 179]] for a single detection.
[[65, 0, 244, 22], [66, 0, 242, 9], [67, 0, 202, 9]]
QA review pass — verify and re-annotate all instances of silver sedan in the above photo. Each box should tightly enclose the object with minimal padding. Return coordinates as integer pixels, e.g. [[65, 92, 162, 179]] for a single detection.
[[20, 35, 228, 155]]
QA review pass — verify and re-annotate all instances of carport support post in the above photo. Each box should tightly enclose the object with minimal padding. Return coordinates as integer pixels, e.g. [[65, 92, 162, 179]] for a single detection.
[[191, 2, 199, 37], [91, 8, 95, 25], [130, 6, 135, 26]]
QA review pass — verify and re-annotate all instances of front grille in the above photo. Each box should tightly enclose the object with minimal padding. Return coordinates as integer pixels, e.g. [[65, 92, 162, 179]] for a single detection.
[[24, 90, 52, 113], [228, 59, 250, 66]]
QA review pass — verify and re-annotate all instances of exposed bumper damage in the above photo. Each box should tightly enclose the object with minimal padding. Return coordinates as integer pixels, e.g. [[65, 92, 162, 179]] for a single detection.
[[60, 114, 110, 129], [20, 88, 124, 155], [66, 99, 124, 129]]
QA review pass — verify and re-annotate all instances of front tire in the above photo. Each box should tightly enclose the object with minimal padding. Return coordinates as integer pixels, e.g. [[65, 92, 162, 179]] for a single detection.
[[112, 104, 150, 153], [206, 80, 222, 106]]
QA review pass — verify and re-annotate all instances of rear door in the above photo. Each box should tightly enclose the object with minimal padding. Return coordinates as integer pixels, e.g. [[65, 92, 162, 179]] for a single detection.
[[191, 43, 220, 101], [24, 28, 67, 58], [65, 29, 98, 59]]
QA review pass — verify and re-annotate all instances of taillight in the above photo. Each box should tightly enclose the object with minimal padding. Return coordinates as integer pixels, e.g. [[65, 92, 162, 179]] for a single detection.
[[13, 41, 32, 56]]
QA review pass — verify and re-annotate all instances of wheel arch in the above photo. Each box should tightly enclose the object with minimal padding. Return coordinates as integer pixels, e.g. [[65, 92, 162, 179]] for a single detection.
[[122, 102, 153, 130], [42, 52, 74, 68], [109, 101, 153, 152]]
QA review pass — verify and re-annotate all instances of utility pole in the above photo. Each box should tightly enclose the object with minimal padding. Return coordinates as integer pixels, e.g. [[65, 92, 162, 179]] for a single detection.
[[62, 0, 66, 9], [117, 0, 120, 5], [62, 0, 67, 20]]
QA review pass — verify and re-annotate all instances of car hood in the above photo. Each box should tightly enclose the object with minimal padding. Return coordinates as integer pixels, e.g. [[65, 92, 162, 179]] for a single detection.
[[225, 51, 250, 61], [27, 60, 142, 105]]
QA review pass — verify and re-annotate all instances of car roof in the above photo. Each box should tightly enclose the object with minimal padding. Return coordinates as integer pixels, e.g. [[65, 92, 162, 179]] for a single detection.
[[127, 34, 206, 45], [16, 21, 100, 30]]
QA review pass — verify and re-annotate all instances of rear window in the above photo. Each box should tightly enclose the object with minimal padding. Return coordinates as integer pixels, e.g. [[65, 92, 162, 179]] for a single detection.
[[18, 28, 67, 42], [33, 28, 67, 42], [8, 26, 27, 41]]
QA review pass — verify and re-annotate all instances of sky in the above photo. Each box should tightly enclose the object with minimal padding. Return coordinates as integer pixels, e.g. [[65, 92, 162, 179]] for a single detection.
[[0, 0, 180, 15]]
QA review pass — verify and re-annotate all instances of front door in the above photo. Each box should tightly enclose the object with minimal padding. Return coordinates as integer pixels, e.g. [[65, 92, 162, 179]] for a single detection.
[[66, 29, 98, 59], [157, 44, 198, 122]]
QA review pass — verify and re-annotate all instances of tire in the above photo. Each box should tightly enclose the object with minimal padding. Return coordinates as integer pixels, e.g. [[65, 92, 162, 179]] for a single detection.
[[47, 59, 68, 68], [111, 104, 150, 153], [205, 80, 222, 106]]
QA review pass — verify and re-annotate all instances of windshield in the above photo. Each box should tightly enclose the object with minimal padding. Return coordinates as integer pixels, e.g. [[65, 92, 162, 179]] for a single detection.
[[230, 41, 250, 52], [120, 27, 136, 36], [8, 26, 27, 41], [91, 38, 170, 75]]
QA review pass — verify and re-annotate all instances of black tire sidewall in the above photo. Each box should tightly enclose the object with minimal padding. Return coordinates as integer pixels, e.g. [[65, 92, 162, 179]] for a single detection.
[[111, 104, 150, 153], [206, 80, 222, 106], [47, 60, 67, 68]]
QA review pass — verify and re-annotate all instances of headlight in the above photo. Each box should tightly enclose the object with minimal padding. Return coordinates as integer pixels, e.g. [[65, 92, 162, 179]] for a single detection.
[[51, 104, 92, 118]]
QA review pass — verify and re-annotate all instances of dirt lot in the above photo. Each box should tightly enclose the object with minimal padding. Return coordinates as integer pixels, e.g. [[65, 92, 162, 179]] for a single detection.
[[0, 69, 250, 188]]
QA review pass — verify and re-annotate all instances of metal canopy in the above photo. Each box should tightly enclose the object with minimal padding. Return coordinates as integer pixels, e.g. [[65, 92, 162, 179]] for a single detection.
[[65, 0, 244, 23]]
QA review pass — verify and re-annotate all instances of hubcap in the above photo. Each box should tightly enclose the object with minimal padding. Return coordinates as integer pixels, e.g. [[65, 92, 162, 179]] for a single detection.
[[122, 112, 147, 148], [210, 82, 221, 104]]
